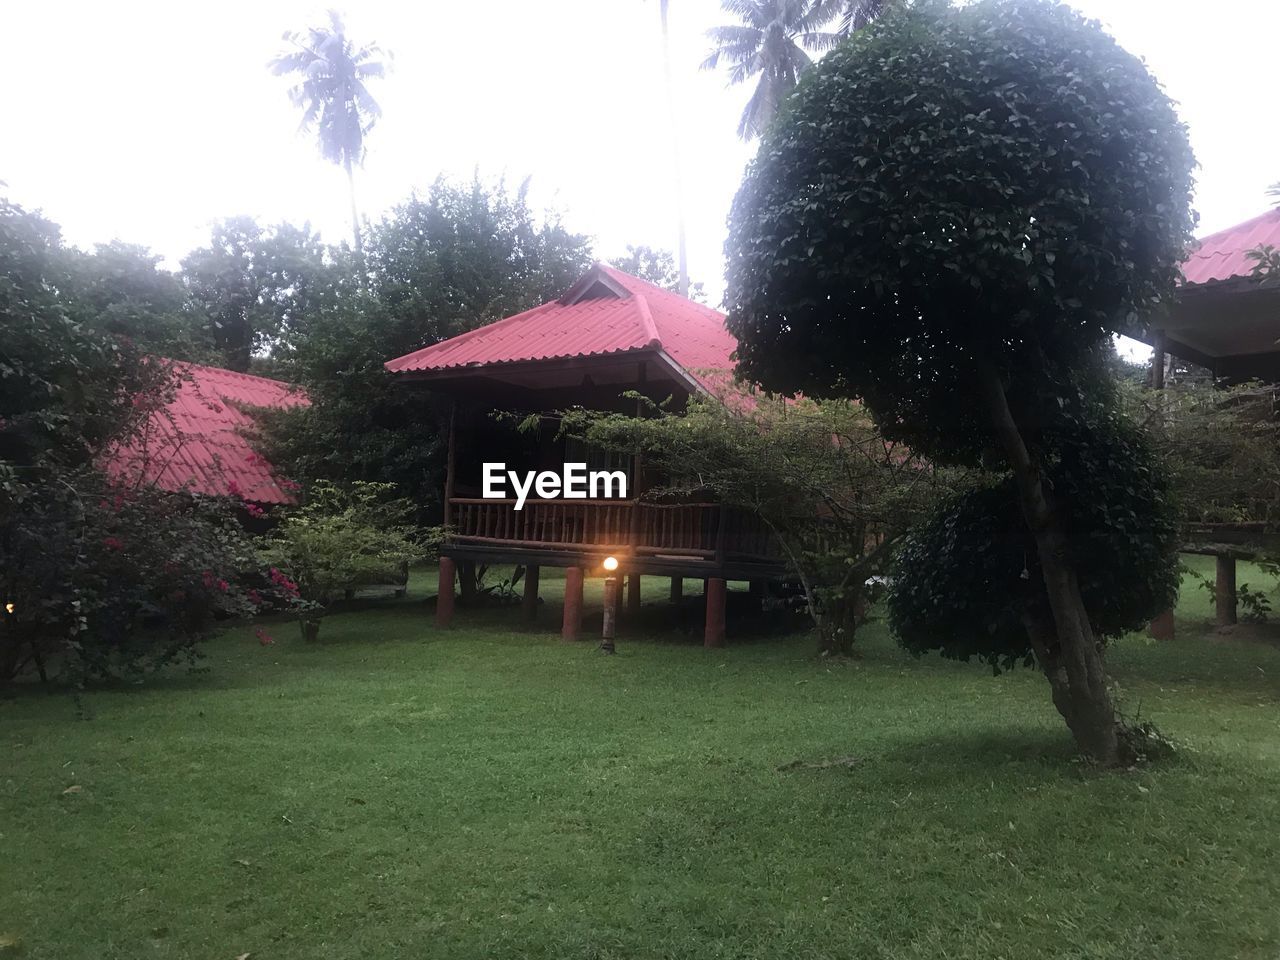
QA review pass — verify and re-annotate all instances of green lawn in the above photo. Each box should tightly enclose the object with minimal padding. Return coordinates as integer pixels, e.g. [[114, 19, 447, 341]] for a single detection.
[[3, 564, 1279, 959]]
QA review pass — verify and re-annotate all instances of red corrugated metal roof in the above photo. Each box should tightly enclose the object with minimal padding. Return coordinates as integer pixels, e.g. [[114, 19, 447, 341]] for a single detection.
[[384, 264, 738, 392], [1181, 208, 1280, 286], [106, 361, 309, 504]]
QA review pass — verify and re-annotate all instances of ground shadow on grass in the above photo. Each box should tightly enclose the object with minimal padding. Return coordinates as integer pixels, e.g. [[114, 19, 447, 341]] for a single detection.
[[871, 726, 1087, 773]]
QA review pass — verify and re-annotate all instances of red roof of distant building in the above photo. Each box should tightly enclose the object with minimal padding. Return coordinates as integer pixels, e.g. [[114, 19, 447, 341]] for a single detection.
[[384, 264, 738, 392], [106, 361, 309, 505], [1181, 207, 1280, 286]]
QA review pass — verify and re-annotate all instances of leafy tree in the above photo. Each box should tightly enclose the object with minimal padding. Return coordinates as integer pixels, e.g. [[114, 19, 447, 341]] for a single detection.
[[259, 481, 428, 641], [558, 386, 951, 653], [270, 11, 389, 256], [834, 0, 892, 33], [0, 197, 260, 685], [888, 397, 1181, 714], [365, 174, 593, 347], [701, 0, 840, 140], [180, 217, 337, 372], [608, 244, 706, 302], [654, 0, 690, 296], [1124, 379, 1280, 528], [256, 175, 593, 520], [723, 0, 1196, 762], [67, 241, 201, 361], [0, 198, 167, 479]]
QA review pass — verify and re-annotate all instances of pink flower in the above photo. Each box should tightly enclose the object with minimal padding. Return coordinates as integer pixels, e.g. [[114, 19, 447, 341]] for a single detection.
[[247, 589, 263, 607], [102, 536, 124, 551], [202, 570, 215, 589], [244, 503, 265, 518], [217, 579, 230, 593], [254, 627, 274, 646]]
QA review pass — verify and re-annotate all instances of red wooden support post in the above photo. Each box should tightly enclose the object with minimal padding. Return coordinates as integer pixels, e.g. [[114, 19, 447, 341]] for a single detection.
[[1216, 554, 1238, 626], [704, 577, 727, 648], [436, 557, 457, 626], [670, 576, 683, 604], [522, 565, 540, 623], [1149, 609, 1175, 641], [627, 574, 642, 616], [562, 566, 584, 641]]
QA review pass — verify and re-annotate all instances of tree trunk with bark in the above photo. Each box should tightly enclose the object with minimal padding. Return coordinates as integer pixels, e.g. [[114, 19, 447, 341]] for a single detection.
[[344, 155, 364, 259], [980, 370, 1121, 764]]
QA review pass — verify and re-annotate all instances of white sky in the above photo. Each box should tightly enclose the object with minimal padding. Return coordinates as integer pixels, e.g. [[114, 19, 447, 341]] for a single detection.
[[4, 0, 1278, 316]]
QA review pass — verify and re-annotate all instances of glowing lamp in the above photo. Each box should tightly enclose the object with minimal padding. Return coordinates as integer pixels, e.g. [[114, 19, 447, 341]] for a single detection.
[[3, 602, 13, 615], [600, 559, 619, 653]]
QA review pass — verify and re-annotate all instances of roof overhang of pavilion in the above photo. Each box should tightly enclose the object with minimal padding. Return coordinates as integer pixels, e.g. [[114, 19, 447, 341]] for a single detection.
[[392, 346, 705, 406], [1140, 277, 1280, 378]]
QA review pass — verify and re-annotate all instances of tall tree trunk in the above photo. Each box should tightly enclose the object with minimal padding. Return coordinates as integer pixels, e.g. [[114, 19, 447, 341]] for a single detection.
[[344, 155, 364, 259], [980, 369, 1121, 764], [658, 0, 690, 298]]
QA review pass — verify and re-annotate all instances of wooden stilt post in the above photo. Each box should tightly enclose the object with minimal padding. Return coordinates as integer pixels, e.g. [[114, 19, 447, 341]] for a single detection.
[[1216, 554, 1238, 626], [670, 576, 683, 604], [1151, 328, 1166, 390], [627, 574, 642, 616], [1146, 348, 1174, 639], [522, 565, 540, 623], [704, 577, 727, 648], [562, 567, 584, 641], [436, 557, 457, 626], [458, 559, 476, 606], [612, 574, 625, 617]]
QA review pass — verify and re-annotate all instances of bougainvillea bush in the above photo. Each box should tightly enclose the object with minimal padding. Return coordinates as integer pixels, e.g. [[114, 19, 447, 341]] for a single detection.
[[0, 195, 274, 684], [1, 476, 264, 684]]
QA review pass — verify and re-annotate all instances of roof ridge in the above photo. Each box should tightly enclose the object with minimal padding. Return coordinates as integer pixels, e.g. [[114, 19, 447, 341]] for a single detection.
[[632, 293, 662, 349], [598, 264, 726, 319]]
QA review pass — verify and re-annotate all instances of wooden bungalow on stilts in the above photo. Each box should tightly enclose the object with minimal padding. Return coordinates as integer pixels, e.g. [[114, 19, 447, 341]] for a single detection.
[[1139, 208, 1280, 636], [384, 264, 786, 646]]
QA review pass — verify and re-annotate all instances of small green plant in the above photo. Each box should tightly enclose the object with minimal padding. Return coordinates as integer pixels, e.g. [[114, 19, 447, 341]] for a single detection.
[[259, 481, 431, 641]]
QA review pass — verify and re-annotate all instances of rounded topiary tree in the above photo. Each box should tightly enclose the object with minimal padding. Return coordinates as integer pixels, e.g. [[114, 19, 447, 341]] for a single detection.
[[887, 401, 1181, 736], [723, 0, 1195, 762]]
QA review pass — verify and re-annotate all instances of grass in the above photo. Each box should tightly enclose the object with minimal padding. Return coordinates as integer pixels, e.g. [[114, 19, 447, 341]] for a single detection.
[[2, 563, 1279, 959]]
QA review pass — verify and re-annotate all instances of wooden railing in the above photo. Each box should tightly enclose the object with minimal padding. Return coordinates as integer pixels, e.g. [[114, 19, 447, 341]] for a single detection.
[[447, 498, 778, 561]]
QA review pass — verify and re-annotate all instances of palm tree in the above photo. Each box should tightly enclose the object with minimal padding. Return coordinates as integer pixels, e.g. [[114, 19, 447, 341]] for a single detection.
[[270, 11, 388, 256], [701, 0, 841, 140], [835, 0, 890, 33], [656, 0, 690, 296]]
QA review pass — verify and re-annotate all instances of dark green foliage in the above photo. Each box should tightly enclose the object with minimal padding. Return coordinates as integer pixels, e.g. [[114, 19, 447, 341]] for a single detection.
[[67, 241, 200, 361], [724, 0, 1196, 465], [888, 408, 1181, 669], [180, 217, 339, 372], [608, 244, 706, 302], [0, 196, 260, 684], [257, 176, 593, 520], [2, 478, 259, 684], [0, 198, 168, 479], [364, 174, 593, 348]]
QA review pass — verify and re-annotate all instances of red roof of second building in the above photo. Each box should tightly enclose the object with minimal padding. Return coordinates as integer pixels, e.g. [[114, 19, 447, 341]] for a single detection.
[[384, 264, 738, 391], [105, 361, 309, 504], [1181, 207, 1280, 286]]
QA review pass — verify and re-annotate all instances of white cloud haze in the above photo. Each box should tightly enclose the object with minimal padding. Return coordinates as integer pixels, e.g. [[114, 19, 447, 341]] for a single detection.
[[4, 0, 1278, 308]]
